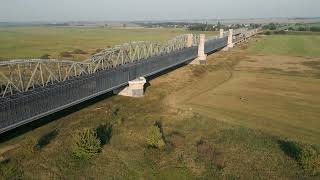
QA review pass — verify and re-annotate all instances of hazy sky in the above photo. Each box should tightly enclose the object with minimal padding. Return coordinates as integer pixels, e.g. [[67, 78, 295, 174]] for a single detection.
[[0, 0, 319, 22]]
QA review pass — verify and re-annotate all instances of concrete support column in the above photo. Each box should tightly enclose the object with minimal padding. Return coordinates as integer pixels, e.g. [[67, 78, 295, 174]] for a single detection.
[[190, 34, 206, 65], [187, 34, 193, 47], [227, 29, 234, 48], [198, 34, 206, 60], [113, 77, 146, 97], [219, 29, 224, 38]]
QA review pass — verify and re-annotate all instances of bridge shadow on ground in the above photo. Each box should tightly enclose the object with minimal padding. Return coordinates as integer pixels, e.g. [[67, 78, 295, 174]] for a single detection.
[[0, 58, 199, 143]]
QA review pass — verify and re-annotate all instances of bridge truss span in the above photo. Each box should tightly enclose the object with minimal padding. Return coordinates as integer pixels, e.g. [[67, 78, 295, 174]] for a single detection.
[[0, 34, 202, 98], [0, 59, 92, 97], [0, 29, 258, 134]]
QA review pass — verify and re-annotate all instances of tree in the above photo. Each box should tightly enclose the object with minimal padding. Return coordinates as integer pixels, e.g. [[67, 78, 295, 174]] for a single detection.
[[310, 26, 320, 32], [269, 23, 277, 30], [298, 26, 306, 31], [217, 21, 221, 30]]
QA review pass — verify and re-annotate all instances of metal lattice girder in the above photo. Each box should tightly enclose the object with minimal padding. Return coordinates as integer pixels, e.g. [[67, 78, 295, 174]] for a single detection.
[[0, 34, 198, 97], [233, 28, 258, 43], [90, 34, 193, 70], [0, 59, 92, 97], [233, 28, 247, 35]]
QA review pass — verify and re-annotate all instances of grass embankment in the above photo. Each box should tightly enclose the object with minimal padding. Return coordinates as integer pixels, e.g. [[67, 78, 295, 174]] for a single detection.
[[0, 33, 320, 179], [0, 27, 217, 60]]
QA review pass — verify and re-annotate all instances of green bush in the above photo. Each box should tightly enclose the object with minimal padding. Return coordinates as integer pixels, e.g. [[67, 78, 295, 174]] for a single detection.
[[298, 27, 307, 31], [154, 120, 165, 141], [59, 51, 73, 58], [35, 129, 59, 150], [274, 30, 286, 35], [96, 123, 112, 145], [310, 26, 320, 32], [298, 145, 320, 175], [147, 126, 165, 149], [263, 23, 277, 30], [279, 140, 320, 176], [72, 49, 87, 54], [0, 162, 23, 179], [72, 128, 101, 159], [264, 31, 271, 35], [39, 54, 50, 59]]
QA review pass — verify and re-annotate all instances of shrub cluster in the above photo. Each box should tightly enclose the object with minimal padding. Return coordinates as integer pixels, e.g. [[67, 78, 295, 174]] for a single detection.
[[72, 128, 102, 159], [0, 161, 23, 179], [35, 129, 59, 150], [310, 26, 320, 32], [72, 49, 87, 54], [273, 30, 286, 35], [39, 54, 50, 59], [147, 121, 165, 149], [298, 144, 320, 175], [264, 30, 287, 35], [72, 123, 113, 159], [279, 140, 320, 176], [96, 123, 113, 145], [59, 51, 73, 58], [264, 31, 271, 35], [263, 23, 277, 30]]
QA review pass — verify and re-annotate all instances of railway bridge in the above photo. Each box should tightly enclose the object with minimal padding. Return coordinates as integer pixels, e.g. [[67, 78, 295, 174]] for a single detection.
[[0, 28, 258, 134]]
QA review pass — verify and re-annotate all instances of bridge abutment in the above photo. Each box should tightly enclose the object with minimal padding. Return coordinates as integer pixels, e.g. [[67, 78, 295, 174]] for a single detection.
[[113, 77, 146, 98], [190, 34, 207, 65]]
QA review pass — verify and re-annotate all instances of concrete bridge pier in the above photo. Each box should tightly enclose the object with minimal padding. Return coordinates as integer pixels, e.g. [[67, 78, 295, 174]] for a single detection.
[[219, 29, 224, 38], [228, 29, 234, 48], [223, 29, 234, 51], [190, 34, 206, 65], [187, 34, 193, 47], [254, 29, 257, 36], [113, 77, 146, 97]]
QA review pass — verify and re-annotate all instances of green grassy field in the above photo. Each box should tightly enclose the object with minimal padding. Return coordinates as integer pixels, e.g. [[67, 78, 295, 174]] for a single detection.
[[0, 32, 320, 179], [248, 34, 320, 57], [0, 27, 216, 60]]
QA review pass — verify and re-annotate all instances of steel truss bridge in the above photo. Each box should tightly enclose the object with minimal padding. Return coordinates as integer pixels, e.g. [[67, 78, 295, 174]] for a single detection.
[[0, 29, 256, 134]]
